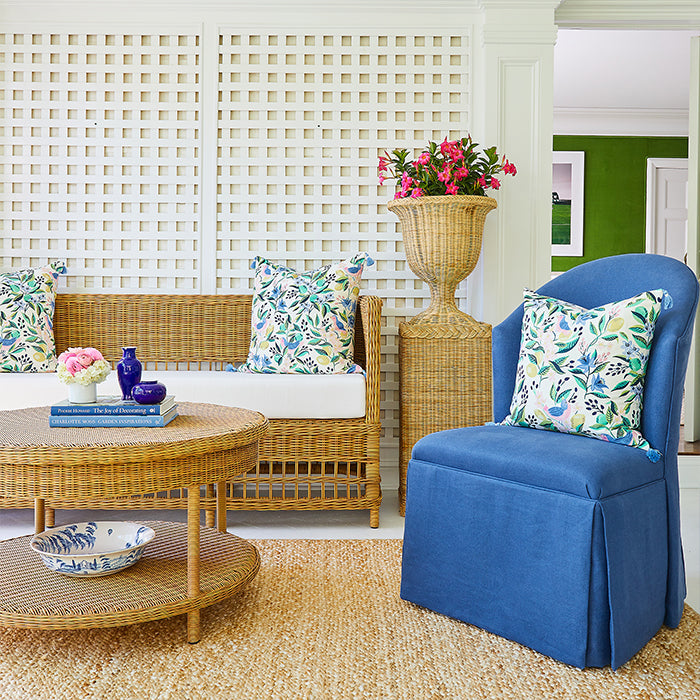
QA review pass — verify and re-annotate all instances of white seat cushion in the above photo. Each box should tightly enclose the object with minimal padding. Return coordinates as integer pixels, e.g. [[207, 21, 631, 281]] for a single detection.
[[0, 370, 366, 419]]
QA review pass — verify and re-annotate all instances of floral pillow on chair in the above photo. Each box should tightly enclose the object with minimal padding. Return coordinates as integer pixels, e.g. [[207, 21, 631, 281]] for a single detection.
[[237, 253, 374, 374], [0, 261, 67, 372], [503, 288, 668, 460]]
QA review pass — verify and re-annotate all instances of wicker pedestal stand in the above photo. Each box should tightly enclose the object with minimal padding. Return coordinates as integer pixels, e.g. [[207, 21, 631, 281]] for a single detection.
[[387, 195, 498, 515], [398, 317, 492, 514]]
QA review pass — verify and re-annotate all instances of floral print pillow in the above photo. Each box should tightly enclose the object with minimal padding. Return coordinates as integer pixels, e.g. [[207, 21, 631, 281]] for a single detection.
[[0, 261, 67, 372], [503, 288, 668, 460], [238, 254, 374, 374]]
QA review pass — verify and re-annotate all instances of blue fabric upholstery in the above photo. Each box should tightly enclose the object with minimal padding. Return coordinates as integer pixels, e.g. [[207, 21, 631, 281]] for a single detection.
[[401, 254, 699, 669], [411, 426, 662, 499]]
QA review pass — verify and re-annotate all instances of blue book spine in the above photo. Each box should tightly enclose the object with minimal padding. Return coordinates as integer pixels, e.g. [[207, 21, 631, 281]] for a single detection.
[[50, 398, 174, 416], [49, 411, 178, 428], [51, 405, 159, 416]]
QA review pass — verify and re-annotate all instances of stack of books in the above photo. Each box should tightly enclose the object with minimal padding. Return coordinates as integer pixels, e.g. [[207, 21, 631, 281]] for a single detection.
[[49, 395, 178, 427]]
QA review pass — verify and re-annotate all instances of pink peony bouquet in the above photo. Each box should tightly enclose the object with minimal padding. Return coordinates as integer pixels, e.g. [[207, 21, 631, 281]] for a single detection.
[[379, 135, 516, 199], [57, 347, 111, 385]]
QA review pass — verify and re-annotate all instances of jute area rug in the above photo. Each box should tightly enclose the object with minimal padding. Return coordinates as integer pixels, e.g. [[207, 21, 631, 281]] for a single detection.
[[0, 539, 698, 700]]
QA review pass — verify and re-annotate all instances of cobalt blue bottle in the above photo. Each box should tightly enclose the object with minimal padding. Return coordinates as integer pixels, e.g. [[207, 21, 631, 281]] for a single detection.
[[117, 346, 142, 400]]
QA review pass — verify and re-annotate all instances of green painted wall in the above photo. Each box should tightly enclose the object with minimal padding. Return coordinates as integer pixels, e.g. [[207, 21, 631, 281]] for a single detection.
[[552, 135, 688, 272]]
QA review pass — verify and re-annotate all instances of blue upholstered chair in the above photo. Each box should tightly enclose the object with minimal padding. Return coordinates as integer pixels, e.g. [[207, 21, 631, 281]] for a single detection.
[[400, 254, 699, 669]]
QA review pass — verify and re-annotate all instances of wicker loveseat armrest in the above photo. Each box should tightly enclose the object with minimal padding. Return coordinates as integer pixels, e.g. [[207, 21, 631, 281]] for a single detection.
[[357, 295, 382, 425]]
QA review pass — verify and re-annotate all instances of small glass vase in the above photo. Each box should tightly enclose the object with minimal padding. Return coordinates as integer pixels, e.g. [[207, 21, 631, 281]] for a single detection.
[[117, 346, 142, 401], [68, 382, 97, 404]]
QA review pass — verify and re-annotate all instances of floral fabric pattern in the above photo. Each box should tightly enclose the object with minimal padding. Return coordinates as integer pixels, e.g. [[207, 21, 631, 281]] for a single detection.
[[0, 261, 67, 372], [503, 288, 667, 458], [238, 254, 373, 374]]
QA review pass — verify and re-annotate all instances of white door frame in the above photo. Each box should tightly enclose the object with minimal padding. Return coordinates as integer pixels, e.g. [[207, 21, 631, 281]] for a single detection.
[[554, 13, 700, 443], [645, 157, 689, 256], [686, 37, 700, 442]]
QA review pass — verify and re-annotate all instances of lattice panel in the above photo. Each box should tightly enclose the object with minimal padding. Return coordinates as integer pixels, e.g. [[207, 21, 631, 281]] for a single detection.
[[216, 32, 471, 455], [0, 32, 200, 292]]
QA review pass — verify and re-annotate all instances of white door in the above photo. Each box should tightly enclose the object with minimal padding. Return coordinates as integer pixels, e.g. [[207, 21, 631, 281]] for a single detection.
[[646, 158, 689, 262], [646, 158, 692, 439]]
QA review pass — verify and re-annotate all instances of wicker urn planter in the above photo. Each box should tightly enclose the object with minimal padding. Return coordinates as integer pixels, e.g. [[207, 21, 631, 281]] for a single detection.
[[387, 194, 497, 326], [389, 194, 498, 514]]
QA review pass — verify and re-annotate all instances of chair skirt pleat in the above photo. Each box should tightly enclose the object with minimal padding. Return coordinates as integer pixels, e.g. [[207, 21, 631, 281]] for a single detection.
[[401, 459, 671, 669]]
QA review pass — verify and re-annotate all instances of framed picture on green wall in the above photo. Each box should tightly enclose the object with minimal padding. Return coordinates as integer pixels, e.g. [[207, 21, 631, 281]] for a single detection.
[[552, 151, 584, 256]]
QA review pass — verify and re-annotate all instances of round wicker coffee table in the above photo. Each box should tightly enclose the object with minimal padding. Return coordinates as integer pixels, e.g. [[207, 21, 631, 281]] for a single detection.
[[0, 402, 268, 643]]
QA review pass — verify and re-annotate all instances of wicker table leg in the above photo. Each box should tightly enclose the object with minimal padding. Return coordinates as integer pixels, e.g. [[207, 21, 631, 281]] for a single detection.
[[187, 485, 201, 644], [204, 485, 215, 528], [34, 498, 45, 535], [216, 481, 227, 533]]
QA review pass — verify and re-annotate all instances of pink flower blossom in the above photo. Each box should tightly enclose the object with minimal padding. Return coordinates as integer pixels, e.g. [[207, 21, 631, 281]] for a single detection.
[[437, 166, 451, 183], [58, 346, 106, 375], [76, 352, 94, 368], [440, 138, 462, 162], [379, 135, 514, 197], [400, 172, 415, 197], [64, 357, 84, 376]]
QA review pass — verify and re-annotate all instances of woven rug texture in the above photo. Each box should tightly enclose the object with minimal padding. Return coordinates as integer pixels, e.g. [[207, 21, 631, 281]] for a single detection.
[[0, 539, 698, 700]]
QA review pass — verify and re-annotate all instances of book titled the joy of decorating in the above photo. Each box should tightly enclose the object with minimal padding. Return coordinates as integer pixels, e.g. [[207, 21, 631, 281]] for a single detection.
[[49, 396, 178, 427]]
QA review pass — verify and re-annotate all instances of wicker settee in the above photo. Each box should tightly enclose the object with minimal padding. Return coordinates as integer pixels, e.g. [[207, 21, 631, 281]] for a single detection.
[[3, 293, 383, 527]]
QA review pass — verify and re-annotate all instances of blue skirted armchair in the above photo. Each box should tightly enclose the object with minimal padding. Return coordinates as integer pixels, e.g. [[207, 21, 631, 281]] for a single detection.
[[400, 253, 699, 669]]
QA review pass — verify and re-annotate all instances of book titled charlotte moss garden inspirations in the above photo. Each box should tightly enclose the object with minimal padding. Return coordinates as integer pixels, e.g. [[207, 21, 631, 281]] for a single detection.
[[50, 395, 176, 416], [48, 406, 179, 428]]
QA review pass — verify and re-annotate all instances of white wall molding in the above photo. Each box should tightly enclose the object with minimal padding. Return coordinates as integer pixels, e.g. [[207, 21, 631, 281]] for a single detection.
[[554, 107, 690, 137], [556, 0, 700, 29], [0, 1, 482, 31], [476, 1, 558, 325], [481, 26, 559, 45]]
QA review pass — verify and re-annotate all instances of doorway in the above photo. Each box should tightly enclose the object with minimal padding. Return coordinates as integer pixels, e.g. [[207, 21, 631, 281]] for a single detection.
[[645, 157, 689, 262]]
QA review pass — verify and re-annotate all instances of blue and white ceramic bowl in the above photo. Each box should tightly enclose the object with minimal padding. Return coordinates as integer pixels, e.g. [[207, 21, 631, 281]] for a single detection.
[[30, 521, 156, 577]]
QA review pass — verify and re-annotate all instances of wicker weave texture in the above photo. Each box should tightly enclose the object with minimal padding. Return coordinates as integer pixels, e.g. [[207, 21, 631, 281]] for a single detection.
[[387, 195, 497, 325], [0, 521, 259, 630], [398, 318, 492, 514], [9, 293, 383, 526], [0, 404, 267, 501], [54, 294, 254, 368]]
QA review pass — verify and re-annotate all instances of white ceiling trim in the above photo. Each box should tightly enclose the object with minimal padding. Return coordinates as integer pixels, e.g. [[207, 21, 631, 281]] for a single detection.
[[555, 0, 700, 29], [554, 107, 689, 137], [0, 0, 482, 27]]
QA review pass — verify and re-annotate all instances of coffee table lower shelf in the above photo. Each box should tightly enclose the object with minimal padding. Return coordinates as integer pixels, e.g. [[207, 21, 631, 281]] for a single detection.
[[0, 520, 259, 632]]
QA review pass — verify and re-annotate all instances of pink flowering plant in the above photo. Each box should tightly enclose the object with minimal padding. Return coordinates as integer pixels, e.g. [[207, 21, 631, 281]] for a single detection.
[[56, 347, 111, 385], [378, 135, 516, 199]]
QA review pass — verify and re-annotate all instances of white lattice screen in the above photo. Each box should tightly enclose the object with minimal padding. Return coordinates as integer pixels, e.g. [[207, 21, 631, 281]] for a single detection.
[[0, 28, 471, 478], [0, 32, 201, 291], [216, 32, 470, 464]]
